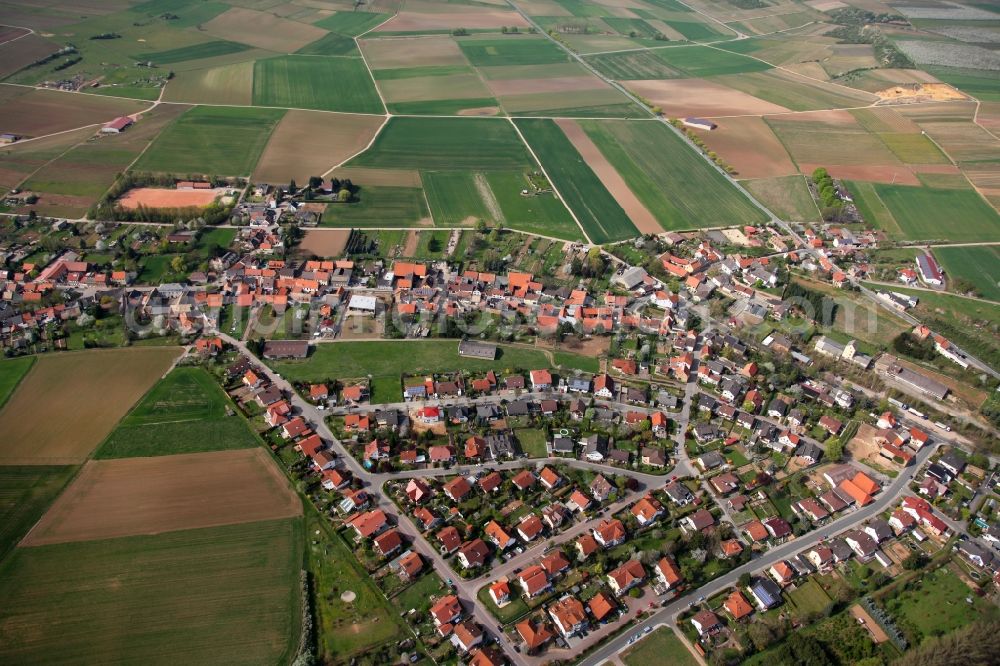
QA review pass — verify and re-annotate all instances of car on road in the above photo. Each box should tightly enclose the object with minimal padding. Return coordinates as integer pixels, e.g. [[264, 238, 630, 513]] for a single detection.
[[644, 626, 653, 634]]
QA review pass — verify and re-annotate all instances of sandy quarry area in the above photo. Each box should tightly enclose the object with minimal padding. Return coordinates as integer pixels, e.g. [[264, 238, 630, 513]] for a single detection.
[[876, 82, 967, 104]]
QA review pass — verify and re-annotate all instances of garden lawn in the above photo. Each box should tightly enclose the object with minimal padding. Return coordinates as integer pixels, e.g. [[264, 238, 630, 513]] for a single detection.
[[392, 571, 446, 615], [267, 340, 598, 390], [307, 513, 407, 662], [349, 117, 533, 171], [580, 119, 767, 230], [886, 564, 1000, 644], [0, 466, 77, 561], [515, 118, 636, 244], [0, 518, 303, 664], [132, 105, 284, 176], [515, 428, 548, 458], [623, 627, 699, 666], [253, 56, 383, 113], [95, 367, 259, 458], [322, 186, 429, 227], [785, 577, 832, 618], [933, 245, 1000, 301], [0, 356, 34, 409]]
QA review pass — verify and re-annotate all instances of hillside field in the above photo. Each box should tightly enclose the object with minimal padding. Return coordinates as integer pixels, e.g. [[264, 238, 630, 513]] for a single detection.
[[932, 245, 1000, 302], [850, 182, 1000, 242]]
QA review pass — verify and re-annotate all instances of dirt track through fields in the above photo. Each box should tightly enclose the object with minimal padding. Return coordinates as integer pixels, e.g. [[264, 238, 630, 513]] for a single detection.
[[0, 347, 180, 464], [555, 118, 661, 234], [21, 448, 301, 546]]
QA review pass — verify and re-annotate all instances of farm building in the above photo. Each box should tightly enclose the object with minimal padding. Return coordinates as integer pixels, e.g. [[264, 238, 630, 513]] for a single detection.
[[915, 253, 943, 286], [348, 295, 377, 313], [262, 340, 309, 359], [683, 117, 717, 131], [102, 116, 133, 134], [458, 339, 496, 360], [0, 133, 20, 144]]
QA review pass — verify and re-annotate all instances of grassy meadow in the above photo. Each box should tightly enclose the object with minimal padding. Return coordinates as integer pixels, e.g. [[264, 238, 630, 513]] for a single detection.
[[253, 56, 383, 113], [95, 367, 259, 459], [133, 106, 285, 176], [0, 518, 303, 664], [0, 466, 77, 561]]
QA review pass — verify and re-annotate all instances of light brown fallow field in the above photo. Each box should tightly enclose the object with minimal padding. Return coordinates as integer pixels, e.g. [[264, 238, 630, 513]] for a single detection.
[[624, 78, 790, 118], [691, 116, 798, 179], [22, 448, 301, 546], [0, 88, 148, 137], [297, 229, 351, 257], [0, 347, 180, 464], [253, 110, 386, 184]]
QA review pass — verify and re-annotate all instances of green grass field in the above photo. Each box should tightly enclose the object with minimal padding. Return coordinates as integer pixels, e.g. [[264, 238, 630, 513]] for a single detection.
[[623, 627, 699, 666], [296, 32, 360, 56], [854, 182, 1000, 242], [323, 186, 429, 227], [877, 132, 949, 164], [603, 17, 660, 38], [847, 180, 902, 236], [0, 518, 303, 664], [313, 11, 389, 36], [933, 245, 1000, 301], [585, 50, 682, 80], [136, 40, 251, 64], [664, 20, 727, 41], [385, 97, 500, 115], [305, 511, 408, 661], [515, 428, 548, 457], [133, 105, 284, 176], [743, 175, 820, 222], [785, 578, 833, 618], [422, 171, 492, 225], [580, 119, 768, 230], [0, 466, 77, 562], [515, 118, 636, 244], [253, 56, 383, 113], [268, 340, 598, 400], [484, 171, 584, 240], [0, 356, 34, 409], [458, 36, 569, 66], [349, 117, 533, 170], [95, 367, 259, 459], [654, 45, 771, 77]]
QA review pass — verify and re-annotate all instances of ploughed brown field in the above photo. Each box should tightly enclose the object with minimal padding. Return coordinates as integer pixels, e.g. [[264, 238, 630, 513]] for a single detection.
[[0, 347, 180, 464], [22, 448, 301, 545]]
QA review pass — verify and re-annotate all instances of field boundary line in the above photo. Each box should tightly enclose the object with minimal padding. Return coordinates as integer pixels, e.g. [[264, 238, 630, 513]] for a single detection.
[[356, 11, 398, 38], [704, 41, 881, 102], [973, 99, 1000, 142], [354, 24, 389, 115], [508, 117, 593, 244], [321, 113, 390, 177], [0, 23, 34, 46], [576, 20, 817, 56]]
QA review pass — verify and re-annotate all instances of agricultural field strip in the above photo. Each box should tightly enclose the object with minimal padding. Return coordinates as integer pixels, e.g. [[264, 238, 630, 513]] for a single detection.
[[508, 118, 592, 243]]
